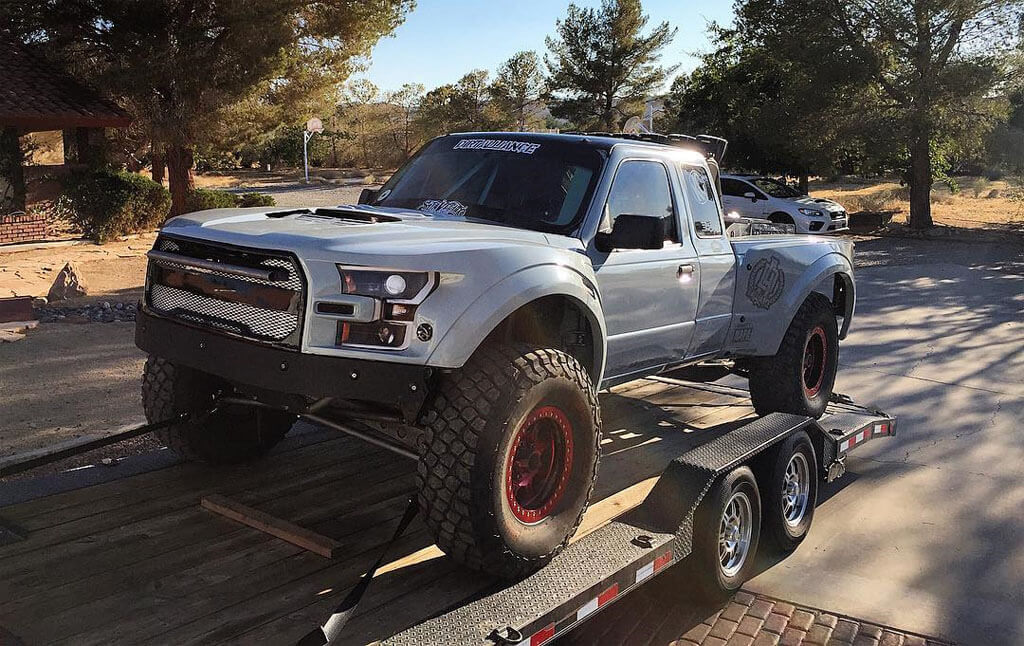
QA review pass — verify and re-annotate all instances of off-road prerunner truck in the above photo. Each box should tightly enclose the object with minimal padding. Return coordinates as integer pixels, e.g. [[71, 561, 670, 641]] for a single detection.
[[136, 131, 860, 586]]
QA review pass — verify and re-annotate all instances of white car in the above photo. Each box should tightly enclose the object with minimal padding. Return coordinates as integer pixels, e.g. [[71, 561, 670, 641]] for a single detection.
[[721, 174, 849, 234]]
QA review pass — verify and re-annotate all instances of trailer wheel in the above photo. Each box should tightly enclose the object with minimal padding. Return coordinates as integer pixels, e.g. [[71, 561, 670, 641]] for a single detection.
[[417, 343, 601, 579], [762, 431, 817, 553], [688, 466, 761, 600], [748, 293, 838, 418], [142, 356, 295, 464]]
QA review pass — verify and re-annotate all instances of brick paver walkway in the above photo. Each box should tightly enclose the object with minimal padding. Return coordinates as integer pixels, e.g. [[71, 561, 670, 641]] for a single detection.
[[560, 573, 952, 646]]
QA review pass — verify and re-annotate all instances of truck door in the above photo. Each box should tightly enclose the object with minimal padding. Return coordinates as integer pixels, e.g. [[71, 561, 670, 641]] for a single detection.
[[679, 163, 737, 358], [593, 159, 700, 382]]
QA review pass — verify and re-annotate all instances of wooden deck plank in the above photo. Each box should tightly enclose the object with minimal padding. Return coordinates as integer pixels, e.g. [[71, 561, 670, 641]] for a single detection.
[[201, 494, 342, 558]]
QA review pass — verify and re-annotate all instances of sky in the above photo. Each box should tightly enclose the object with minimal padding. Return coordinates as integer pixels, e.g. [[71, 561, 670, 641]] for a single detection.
[[353, 0, 736, 94]]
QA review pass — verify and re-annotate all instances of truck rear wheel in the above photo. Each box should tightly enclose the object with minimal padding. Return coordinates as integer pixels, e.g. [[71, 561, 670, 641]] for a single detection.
[[688, 466, 761, 600], [748, 293, 838, 418], [142, 356, 295, 464], [762, 431, 817, 553], [417, 343, 601, 579]]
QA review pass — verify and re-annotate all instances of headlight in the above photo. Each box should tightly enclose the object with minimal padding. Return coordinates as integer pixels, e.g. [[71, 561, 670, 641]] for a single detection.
[[798, 208, 824, 217], [336, 267, 431, 301]]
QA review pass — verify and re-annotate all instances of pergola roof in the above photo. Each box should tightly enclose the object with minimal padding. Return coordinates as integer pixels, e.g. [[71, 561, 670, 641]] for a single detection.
[[0, 41, 131, 131]]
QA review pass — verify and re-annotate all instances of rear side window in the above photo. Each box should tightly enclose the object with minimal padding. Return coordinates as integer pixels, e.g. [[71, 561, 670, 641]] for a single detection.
[[606, 160, 677, 241], [721, 178, 751, 197], [681, 165, 724, 237]]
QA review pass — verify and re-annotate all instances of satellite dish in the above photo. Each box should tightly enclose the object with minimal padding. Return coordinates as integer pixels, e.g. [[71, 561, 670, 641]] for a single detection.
[[623, 116, 651, 135], [306, 117, 324, 133]]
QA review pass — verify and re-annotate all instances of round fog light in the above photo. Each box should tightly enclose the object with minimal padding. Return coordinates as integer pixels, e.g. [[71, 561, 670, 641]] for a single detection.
[[378, 326, 396, 344], [384, 274, 407, 296]]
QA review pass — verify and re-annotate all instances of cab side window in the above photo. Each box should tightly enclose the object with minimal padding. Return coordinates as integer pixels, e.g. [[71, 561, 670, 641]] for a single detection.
[[606, 160, 677, 242], [681, 165, 724, 237]]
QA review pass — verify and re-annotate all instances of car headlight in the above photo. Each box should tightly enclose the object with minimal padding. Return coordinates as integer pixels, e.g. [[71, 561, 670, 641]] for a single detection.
[[336, 267, 432, 301], [798, 208, 824, 217], [333, 267, 435, 350]]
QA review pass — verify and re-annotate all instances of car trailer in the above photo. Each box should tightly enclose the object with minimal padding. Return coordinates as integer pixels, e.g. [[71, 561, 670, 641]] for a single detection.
[[0, 380, 893, 645], [304, 392, 895, 646]]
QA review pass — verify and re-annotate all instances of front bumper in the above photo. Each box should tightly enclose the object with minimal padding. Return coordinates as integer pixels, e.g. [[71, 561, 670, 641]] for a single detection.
[[135, 308, 431, 421]]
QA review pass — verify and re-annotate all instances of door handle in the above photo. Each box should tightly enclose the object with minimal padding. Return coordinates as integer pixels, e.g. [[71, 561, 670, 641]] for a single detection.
[[677, 264, 695, 281]]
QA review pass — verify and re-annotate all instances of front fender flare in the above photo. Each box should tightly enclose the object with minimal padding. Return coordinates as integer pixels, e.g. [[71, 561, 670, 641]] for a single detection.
[[427, 264, 607, 383]]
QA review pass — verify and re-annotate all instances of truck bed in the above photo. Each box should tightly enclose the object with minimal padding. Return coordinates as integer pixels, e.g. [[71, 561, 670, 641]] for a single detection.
[[0, 378, 862, 645]]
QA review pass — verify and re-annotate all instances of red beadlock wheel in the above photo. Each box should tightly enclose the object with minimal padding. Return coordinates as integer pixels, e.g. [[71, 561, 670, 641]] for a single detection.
[[505, 405, 574, 524], [802, 326, 827, 398]]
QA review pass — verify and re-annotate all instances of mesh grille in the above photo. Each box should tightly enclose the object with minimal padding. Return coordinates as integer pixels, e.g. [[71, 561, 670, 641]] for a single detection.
[[146, 236, 305, 346]]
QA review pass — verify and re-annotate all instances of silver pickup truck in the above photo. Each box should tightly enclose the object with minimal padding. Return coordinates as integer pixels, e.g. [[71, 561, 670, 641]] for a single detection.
[[136, 132, 855, 578]]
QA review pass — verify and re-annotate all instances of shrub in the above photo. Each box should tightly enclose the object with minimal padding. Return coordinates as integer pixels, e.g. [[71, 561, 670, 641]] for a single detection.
[[185, 188, 276, 211], [57, 168, 170, 242], [237, 192, 276, 207], [185, 188, 239, 212]]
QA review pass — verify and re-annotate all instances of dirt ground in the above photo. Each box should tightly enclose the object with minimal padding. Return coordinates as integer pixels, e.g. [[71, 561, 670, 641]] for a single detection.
[[812, 176, 1024, 234]]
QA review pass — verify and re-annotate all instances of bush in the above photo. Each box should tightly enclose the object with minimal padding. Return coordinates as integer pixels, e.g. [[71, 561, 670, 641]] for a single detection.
[[185, 188, 276, 211], [237, 192, 276, 207], [57, 168, 170, 242], [185, 188, 239, 212]]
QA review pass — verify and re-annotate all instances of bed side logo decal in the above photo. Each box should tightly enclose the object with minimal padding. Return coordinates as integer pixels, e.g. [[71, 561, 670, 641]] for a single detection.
[[746, 255, 785, 310]]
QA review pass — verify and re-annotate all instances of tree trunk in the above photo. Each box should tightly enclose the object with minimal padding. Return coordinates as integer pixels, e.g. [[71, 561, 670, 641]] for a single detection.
[[0, 127, 26, 212], [165, 144, 195, 217], [152, 152, 165, 185], [908, 128, 933, 229], [798, 174, 809, 195]]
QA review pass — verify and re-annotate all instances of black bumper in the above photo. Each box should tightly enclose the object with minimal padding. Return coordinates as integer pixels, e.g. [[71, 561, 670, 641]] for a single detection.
[[135, 308, 431, 421]]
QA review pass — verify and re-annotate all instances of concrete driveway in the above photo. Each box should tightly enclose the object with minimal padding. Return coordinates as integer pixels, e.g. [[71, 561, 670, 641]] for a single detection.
[[743, 244, 1023, 644]]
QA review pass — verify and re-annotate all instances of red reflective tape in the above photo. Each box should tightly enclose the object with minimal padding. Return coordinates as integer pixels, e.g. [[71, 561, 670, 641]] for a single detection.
[[654, 550, 673, 572], [598, 583, 619, 606], [531, 623, 556, 646]]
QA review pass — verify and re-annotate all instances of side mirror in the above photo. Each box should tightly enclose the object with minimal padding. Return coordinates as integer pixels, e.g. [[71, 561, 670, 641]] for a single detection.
[[743, 191, 758, 202], [596, 214, 669, 252], [358, 188, 379, 205]]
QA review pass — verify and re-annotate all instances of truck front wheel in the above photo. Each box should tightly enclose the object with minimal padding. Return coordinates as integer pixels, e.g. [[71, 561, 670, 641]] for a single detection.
[[748, 293, 838, 418], [142, 356, 295, 464], [417, 343, 601, 579]]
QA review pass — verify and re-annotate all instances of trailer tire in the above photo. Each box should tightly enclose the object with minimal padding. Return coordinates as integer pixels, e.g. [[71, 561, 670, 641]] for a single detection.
[[417, 343, 601, 579], [142, 356, 295, 464], [688, 466, 761, 600], [762, 431, 817, 553], [748, 293, 838, 419]]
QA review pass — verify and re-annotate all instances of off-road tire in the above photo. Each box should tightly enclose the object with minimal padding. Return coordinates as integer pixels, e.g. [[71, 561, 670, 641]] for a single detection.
[[142, 356, 295, 464], [748, 293, 838, 418], [688, 466, 762, 601], [762, 431, 817, 553], [417, 343, 601, 579]]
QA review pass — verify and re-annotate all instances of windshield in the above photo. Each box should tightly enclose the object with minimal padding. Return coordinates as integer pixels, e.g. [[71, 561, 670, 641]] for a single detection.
[[373, 136, 604, 234], [752, 177, 802, 198]]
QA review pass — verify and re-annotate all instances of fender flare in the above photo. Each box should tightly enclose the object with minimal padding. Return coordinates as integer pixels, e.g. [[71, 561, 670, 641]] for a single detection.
[[426, 264, 607, 383], [777, 251, 854, 347]]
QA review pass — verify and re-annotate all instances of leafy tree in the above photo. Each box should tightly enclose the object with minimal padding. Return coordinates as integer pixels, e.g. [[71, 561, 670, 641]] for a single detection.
[[544, 0, 677, 131], [491, 51, 545, 131], [2, 0, 414, 215], [415, 71, 505, 140], [730, 0, 1021, 228], [386, 83, 426, 158]]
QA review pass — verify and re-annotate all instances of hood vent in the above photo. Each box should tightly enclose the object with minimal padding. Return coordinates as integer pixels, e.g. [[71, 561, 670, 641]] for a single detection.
[[266, 208, 401, 225]]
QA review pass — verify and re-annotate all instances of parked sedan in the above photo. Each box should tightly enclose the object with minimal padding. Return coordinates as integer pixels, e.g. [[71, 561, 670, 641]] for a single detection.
[[721, 174, 849, 234]]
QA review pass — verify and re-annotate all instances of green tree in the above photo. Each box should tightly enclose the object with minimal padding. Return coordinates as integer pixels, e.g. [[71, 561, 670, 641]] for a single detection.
[[386, 83, 425, 158], [1, 0, 414, 215], [544, 0, 677, 131], [731, 0, 1021, 228], [491, 51, 545, 131]]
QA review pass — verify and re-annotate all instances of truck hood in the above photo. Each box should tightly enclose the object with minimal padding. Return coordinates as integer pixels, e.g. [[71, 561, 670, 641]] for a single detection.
[[162, 204, 585, 259], [791, 195, 844, 212]]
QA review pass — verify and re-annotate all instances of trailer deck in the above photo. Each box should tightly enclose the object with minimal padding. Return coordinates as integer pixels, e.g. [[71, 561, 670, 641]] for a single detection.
[[0, 378, 887, 645]]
